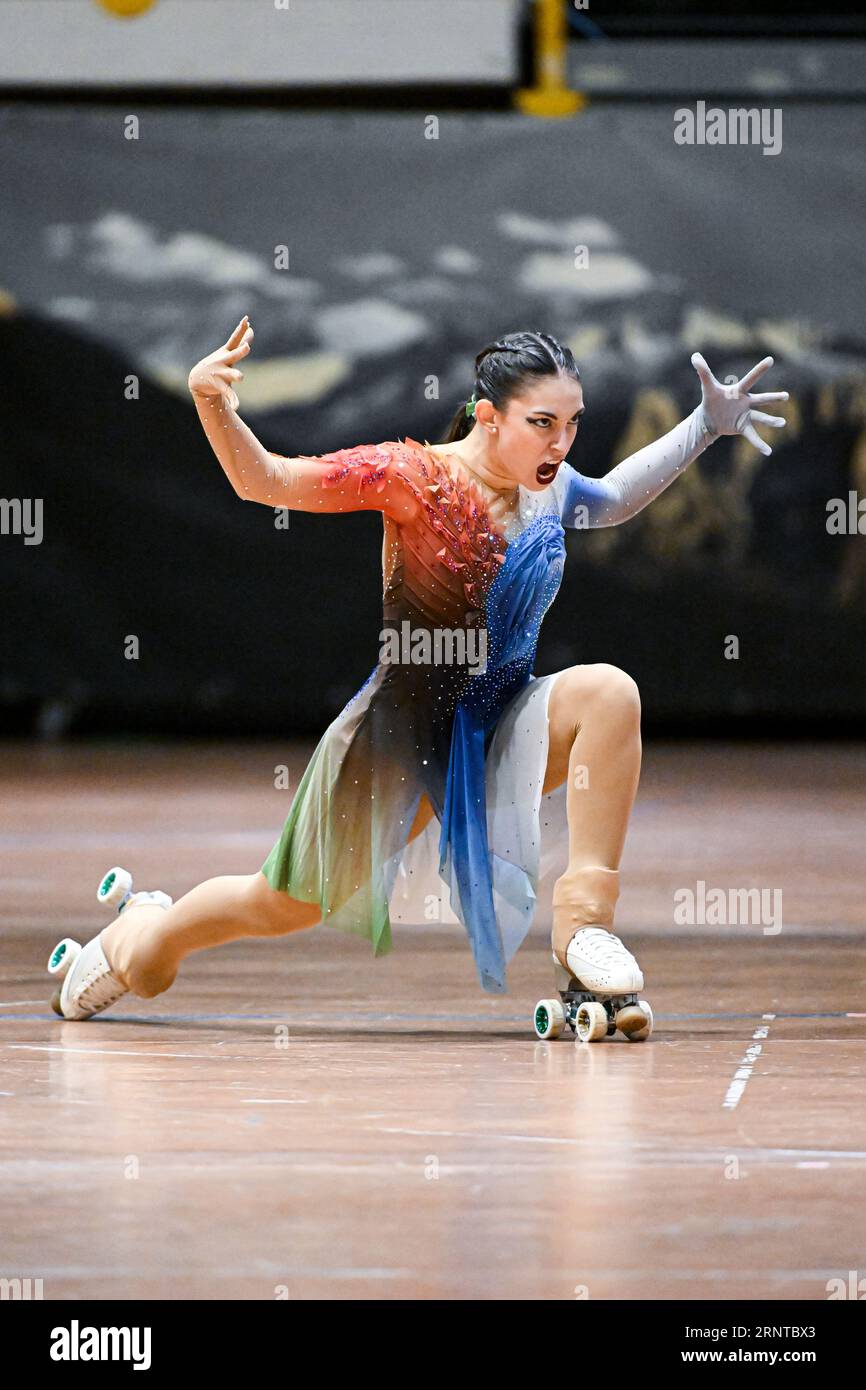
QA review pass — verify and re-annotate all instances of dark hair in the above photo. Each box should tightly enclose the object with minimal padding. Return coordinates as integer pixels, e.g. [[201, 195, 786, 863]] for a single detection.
[[441, 330, 580, 443]]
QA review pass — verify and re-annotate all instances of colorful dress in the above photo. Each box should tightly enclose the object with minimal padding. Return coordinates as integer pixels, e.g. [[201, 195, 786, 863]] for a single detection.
[[260, 409, 713, 992]]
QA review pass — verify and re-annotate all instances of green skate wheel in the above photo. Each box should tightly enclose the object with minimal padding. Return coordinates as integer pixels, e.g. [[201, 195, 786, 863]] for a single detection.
[[97, 866, 133, 909], [534, 998, 566, 1040], [47, 937, 82, 977]]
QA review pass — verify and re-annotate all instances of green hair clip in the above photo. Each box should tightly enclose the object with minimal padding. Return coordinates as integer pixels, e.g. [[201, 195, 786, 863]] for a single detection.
[[464, 392, 477, 418]]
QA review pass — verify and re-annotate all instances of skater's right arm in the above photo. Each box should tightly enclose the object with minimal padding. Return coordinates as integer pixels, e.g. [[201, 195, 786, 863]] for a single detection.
[[188, 317, 417, 522]]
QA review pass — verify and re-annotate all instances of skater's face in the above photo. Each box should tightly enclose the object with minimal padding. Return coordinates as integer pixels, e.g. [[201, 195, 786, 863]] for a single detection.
[[483, 374, 584, 491]]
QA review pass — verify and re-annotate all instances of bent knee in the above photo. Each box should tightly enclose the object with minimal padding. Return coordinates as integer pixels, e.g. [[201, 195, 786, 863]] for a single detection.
[[245, 872, 320, 935], [597, 663, 640, 719], [564, 663, 641, 726]]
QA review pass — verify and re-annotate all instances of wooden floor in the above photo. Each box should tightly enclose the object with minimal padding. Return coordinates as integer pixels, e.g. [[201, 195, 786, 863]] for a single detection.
[[1, 740, 865, 1301]]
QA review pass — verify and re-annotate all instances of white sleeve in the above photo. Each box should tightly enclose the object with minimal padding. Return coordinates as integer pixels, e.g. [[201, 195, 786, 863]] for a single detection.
[[557, 404, 716, 529]]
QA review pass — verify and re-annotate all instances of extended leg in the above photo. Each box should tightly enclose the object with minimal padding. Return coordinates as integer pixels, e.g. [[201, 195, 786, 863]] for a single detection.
[[100, 791, 440, 1000], [101, 872, 320, 998]]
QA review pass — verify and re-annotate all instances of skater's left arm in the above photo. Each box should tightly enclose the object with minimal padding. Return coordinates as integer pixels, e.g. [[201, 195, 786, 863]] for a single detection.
[[558, 353, 789, 529]]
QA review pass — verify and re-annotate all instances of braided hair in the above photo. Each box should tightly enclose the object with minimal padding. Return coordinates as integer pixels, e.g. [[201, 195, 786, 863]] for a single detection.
[[441, 330, 580, 443]]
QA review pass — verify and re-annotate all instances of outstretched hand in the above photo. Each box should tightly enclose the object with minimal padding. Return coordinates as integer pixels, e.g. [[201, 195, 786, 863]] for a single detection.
[[188, 315, 254, 412], [691, 352, 789, 456]]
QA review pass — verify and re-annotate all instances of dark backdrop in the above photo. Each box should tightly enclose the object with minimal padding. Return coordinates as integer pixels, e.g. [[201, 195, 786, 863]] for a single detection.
[[2, 103, 865, 736]]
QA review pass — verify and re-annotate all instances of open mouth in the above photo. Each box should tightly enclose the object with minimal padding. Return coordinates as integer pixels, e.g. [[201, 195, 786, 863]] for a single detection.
[[535, 460, 561, 485]]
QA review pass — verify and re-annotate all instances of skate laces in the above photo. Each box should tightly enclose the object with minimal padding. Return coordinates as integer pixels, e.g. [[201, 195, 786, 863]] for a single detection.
[[75, 965, 126, 1012], [573, 927, 632, 965], [67, 939, 128, 1016]]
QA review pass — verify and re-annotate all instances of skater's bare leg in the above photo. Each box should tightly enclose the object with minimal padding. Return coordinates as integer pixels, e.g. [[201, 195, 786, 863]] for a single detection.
[[101, 873, 319, 998], [542, 662, 642, 865], [102, 792, 440, 1000], [542, 663, 642, 967]]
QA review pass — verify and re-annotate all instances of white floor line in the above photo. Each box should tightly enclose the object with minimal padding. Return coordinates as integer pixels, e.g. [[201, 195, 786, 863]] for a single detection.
[[722, 1012, 776, 1110], [380, 1126, 590, 1145], [6, 1043, 247, 1061]]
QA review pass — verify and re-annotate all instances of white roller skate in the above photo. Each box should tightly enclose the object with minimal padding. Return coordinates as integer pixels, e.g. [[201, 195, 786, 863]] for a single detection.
[[533, 929, 653, 1043], [47, 866, 173, 1021], [533, 865, 653, 1043]]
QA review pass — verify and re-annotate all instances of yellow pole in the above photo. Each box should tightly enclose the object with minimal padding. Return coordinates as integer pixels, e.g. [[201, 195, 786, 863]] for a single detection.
[[515, 0, 587, 117], [93, 0, 158, 16]]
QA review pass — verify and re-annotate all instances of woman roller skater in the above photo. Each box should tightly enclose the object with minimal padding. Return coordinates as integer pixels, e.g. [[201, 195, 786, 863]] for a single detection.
[[47, 318, 788, 1040]]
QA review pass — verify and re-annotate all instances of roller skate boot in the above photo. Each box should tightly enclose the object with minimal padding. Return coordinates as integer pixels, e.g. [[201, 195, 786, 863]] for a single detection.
[[533, 865, 653, 1043], [47, 866, 173, 1021]]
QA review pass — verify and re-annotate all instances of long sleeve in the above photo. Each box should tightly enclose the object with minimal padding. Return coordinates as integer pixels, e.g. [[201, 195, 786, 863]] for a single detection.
[[191, 391, 415, 522], [557, 404, 716, 529]]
